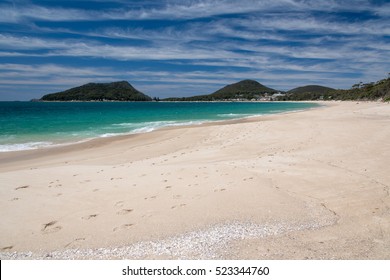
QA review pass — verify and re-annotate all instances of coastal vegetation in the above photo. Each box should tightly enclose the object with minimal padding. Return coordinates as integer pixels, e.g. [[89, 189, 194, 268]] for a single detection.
[[278, 76, 390, 101], [328, 76, 390, 101], [38, 75, 390, 102], [40, 81, 152, 101], [164, 76, 390, 102], [163, 80, 277, 101], [280, 85, 335, 101]]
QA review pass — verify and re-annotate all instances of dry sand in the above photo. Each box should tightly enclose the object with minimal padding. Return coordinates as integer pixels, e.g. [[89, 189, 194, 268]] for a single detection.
[[0, 101, 389, 259]]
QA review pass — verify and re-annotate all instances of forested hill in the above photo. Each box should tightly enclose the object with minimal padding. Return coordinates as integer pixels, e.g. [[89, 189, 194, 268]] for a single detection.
[[40, 81, 152, 101], [38, 76, 390, 102], [278, 76, 390, 101], [164, 79, 277, 101], [327, 77, 390, 101], [285, 85, 335, 100]]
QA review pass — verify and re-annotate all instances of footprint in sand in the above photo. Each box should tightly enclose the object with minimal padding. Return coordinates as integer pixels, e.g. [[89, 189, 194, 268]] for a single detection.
[[15, 185, 29, 190], [117, 209, 133, 215], [165, 186, 172, 189], [41, 221, 62, 234], [10, 197, 20, 201], [114, 201, 124, 208], [82, 214, 98, 220], [171, 204, 186, 209], [141, 213, 153, 218], [113, 224, 134, 232], [64, 238, 85, 248], [249, 177, 254, 180], [110, 177, 123, 181]]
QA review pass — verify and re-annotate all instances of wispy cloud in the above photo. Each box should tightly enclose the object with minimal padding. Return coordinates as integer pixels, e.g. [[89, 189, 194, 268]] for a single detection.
[[0, 1, 296, 23], [1, 0, 388, 23]]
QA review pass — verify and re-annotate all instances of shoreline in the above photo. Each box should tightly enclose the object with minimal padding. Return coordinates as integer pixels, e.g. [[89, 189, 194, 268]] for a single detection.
[[0, 102, 323, 163], [1, 101, 389, 259], [0, 102, 317, 154]]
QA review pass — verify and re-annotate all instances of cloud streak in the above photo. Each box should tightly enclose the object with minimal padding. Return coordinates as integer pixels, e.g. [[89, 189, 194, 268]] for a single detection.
[[1, 0, 388, 23]]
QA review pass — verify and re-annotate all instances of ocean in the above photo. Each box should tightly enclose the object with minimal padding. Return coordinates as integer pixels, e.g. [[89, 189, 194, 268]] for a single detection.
[[0, 101, 319, 152]]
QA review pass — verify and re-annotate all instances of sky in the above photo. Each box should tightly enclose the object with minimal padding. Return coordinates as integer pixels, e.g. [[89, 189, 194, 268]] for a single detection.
[[0, 0, 389, 100]]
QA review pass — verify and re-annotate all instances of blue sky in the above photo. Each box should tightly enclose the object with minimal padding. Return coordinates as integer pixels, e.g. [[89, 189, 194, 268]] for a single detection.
[[0, 0, 389, 100]]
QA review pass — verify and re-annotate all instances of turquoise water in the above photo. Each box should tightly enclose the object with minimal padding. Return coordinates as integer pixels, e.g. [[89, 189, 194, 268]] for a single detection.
[[0, 101, 319, 152]]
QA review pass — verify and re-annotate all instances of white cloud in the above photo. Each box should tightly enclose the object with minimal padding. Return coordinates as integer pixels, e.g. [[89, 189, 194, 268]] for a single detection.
[[1, 0, 387, 23], [0, 1, 292, 22], [0, 63, 115, 77], [1, 28, 388, 84]]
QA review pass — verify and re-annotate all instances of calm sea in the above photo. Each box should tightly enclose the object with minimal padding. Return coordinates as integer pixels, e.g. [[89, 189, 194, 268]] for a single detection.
[[0, 101, 319, 152]]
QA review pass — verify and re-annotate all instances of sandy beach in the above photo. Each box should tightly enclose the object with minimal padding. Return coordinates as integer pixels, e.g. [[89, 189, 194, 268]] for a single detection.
[[0, 101, 389, 259]]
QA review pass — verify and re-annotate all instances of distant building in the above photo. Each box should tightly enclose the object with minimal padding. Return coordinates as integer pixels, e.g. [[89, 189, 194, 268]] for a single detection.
[[270, 92, 285, 100]]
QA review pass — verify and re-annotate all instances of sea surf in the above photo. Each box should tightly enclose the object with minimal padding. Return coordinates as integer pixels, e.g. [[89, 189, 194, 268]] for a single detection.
[[0, 101, 319, 152]]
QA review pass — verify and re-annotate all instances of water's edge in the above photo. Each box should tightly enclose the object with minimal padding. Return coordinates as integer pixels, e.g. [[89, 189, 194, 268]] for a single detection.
[[0, 102, 321, 152]]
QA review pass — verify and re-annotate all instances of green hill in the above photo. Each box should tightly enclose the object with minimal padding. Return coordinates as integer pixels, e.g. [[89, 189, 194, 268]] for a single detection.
[[288, 85, 335, 94], [278, 76, 390, 101], [164, 79, 277, 101], [40, 81, 152, 101], [283, 85, 335, 100], [327, 77, 390, 101]]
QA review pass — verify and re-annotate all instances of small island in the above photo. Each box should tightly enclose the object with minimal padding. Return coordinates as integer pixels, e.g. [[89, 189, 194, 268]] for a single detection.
[[40, 81, 152, 101]]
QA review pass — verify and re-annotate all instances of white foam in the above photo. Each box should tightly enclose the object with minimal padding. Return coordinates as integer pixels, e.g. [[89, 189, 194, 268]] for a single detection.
[[110, 120, 205, 135], [99, 133, 124, 138], [0, 119, 220, 152], [0, 141, 53, 152], [217, 113, 253, 117]]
